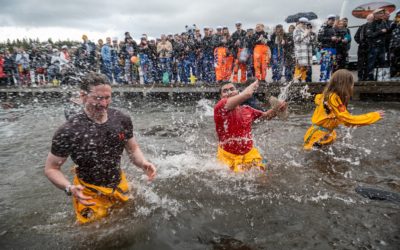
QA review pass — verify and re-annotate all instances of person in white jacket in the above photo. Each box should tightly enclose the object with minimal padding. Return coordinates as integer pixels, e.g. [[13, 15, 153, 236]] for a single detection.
[[15, 49, 31, 85], [60, 46, 71, 66], [293, 17, 313, 82]]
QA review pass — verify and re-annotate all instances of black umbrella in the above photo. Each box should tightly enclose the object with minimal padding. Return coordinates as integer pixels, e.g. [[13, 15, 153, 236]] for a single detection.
[[285, 12, 318, 23]]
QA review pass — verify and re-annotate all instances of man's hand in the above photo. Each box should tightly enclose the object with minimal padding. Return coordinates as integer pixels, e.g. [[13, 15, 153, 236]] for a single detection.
[[142, 161, 156, 181], [277, 101, 288, 112], [70, 185, 95, 206], [243, 80, 259, 97]]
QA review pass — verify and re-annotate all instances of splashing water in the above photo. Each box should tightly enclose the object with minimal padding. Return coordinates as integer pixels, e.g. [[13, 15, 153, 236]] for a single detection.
[[278, 80, 294, 101], [300, 84, 312, 99], [0, 100, 399, 249]]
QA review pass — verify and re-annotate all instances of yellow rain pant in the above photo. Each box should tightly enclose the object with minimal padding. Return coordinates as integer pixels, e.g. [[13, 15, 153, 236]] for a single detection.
[[303, 93, 381, 150], [303, 124, 337, 150], [294, 66, 308, 81], [217, 146, 266, 172], [72, 172, 129, 224]]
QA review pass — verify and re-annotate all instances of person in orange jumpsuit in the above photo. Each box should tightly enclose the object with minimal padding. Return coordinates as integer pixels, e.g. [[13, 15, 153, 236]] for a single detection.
[[214, 80, 287, 172], [251, 24, 270, 82], [222, 26, 234, 81], [304, 69, 384, 150], [213, 26, 228, 83]]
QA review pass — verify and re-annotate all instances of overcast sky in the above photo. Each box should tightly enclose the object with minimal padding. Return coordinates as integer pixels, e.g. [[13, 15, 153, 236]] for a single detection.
[[0, 0, 346, 42]]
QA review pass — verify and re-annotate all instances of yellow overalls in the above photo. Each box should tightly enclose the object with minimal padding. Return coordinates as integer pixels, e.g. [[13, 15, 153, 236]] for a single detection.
[[304, 93, 381, 150], [217, 146, 266, 172], [72, 172, 129, 224]]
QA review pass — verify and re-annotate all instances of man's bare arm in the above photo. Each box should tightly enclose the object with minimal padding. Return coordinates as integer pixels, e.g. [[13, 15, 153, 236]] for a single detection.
[[125, 138, 156, 181], [224, 80, 259, 111]]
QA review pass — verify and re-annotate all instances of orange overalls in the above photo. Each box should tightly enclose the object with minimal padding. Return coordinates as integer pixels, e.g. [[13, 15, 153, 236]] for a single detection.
[[304, 93, 381, 150], [214, 47, 228, 82], [233, 48, 247, 83], [253, 44, 270, 81], [224, 53, 234, 81]]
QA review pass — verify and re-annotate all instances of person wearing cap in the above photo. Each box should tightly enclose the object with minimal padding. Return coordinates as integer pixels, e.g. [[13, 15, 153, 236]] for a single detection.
[[389, 9, 400, 77], [293, 17, 313, 82], [365, 8, 390, 80], [317, 14, 338, 82], [354, 14, 375, 81], [60, 45, 71, 68], [250, 23, 270, 82], [213, 26, 227, 83], [231, 21, 248, 83], [200, 26, 215, 83], [212, 26, 224, 48]]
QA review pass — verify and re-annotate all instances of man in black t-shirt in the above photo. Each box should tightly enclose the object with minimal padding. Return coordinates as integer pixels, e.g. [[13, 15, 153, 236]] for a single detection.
[[44, 72, 156, 224]]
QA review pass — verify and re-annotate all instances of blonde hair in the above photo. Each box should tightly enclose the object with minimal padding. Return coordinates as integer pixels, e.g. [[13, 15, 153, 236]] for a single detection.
[[256, 24, 264, 31], [323, 69, 354, 106]]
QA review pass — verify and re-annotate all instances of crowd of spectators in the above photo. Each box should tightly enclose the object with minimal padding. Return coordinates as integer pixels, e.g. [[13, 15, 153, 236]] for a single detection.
[[0, 9, 399, 87]]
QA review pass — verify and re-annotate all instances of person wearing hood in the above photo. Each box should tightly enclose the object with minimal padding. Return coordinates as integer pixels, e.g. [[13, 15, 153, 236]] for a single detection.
[[251, 23, 270, 82]]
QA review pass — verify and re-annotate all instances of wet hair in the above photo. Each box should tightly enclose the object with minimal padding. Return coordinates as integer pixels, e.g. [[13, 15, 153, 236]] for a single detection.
[[80, 72, 111, 92], [323, 69, 354, 107]]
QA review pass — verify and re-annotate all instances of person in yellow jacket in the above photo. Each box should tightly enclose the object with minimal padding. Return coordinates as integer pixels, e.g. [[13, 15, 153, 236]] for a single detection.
[[304, 69, 384, 150], [45, 73, 156, 224]]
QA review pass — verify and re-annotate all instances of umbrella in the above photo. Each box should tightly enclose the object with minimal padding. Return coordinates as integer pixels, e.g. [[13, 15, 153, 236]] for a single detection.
[[285, 12, 318, 23]]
